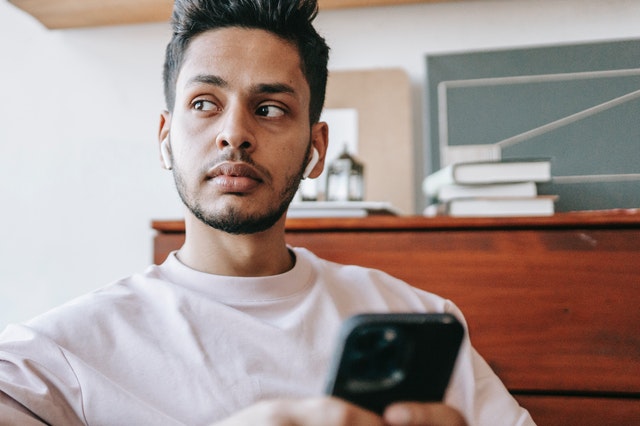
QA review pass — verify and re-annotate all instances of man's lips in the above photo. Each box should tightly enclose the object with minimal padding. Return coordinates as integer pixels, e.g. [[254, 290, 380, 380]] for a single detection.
[[206, 162, 264, 193]]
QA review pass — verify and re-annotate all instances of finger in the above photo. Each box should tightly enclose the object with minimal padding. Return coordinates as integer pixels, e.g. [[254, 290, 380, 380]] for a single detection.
[[383, 402, 467, 426], [290, 397, 385, 426]]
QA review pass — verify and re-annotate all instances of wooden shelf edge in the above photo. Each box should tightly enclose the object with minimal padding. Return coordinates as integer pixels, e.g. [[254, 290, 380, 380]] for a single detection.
[[152, 209, 640, 234], [9, 0, 444, 30]]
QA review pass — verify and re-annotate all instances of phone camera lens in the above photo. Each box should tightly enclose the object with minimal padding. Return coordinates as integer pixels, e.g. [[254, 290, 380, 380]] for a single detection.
[[344, 326, 411, 392]]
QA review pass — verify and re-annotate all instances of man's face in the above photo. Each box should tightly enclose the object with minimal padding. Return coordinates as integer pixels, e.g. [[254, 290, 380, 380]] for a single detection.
[[163, 27, 324, 234]]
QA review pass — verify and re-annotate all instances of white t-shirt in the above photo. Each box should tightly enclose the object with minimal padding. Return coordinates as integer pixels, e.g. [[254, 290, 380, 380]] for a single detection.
[[0, 248, 534, 425]]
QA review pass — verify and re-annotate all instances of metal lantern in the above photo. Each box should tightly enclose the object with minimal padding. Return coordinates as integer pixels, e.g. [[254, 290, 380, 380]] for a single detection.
[[326, 144, 365, 202]]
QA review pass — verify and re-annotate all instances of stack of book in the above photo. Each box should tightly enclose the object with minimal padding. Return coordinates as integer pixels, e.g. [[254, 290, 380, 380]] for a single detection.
[[423, 158, 556, 217]]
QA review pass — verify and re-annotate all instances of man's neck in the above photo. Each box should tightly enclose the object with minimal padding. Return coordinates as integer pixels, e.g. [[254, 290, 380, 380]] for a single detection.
[[177, 213, 294, 277]]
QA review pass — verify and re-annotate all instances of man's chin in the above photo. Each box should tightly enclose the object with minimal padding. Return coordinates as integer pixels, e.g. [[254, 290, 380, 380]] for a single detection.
[[192, 207, 286, 235]]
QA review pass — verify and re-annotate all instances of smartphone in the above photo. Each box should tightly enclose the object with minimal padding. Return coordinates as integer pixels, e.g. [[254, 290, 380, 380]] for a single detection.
[[324, 313, 464, 415]]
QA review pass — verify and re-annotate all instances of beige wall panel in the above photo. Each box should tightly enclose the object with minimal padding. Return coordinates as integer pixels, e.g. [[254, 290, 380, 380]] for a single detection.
[[325, 68, 414, 214]]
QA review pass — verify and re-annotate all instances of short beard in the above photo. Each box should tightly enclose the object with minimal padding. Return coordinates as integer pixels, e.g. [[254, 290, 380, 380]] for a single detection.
[[173, 144, 310, 235]]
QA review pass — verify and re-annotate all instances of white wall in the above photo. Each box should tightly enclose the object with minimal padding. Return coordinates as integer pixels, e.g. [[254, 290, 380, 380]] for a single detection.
[[1, 0, 639, 328]]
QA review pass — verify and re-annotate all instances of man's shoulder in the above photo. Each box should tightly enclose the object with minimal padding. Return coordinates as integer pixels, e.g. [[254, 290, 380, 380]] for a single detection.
[[293, 246, 450, 312], [294, 246, 409, 282], [19, 268, 164, 343]]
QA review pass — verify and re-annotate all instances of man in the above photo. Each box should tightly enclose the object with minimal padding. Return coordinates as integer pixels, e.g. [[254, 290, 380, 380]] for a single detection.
[[0, 0, 534, 424]]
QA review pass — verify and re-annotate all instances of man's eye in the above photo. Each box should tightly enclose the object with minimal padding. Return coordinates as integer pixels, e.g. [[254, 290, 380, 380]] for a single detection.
[[256, 105, 285, 118], [193, 100, 217, 111]]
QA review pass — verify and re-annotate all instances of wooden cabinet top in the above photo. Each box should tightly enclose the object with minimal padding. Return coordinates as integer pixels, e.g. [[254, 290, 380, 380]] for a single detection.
[[152, 209, 640, 234]]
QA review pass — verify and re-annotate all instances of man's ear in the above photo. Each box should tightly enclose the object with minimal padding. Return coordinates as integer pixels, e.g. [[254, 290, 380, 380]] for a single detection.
[[158, 111, 171, 145], [307, 121, 329, 179], [158, 111, 172, 170]]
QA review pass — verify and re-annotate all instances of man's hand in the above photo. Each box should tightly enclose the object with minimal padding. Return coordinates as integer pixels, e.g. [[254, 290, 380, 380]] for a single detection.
[[214, 397, 467, 426]]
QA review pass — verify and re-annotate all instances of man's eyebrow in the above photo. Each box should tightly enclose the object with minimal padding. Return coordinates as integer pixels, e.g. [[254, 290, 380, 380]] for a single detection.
[[186, 76, 297, 97], [252, 83, 296, 96], [253, 83, 296, 93], [186, 74, 228, 88]]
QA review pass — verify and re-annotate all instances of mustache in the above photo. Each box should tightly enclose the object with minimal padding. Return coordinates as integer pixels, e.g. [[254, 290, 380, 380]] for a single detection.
[[201, 151, 273, 183]]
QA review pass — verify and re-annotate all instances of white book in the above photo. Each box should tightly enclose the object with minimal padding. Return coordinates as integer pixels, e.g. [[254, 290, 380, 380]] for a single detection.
[[423, 158, 551, 197], [437, 181, 538, 202], [442, 196, 556, 218]]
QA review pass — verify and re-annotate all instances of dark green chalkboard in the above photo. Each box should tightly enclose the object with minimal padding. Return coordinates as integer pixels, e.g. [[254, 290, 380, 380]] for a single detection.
[[425, 40, 640, 212]]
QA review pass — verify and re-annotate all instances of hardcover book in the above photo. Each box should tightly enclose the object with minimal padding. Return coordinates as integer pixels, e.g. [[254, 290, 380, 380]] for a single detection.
[[440, 196, 556, 218], [436, 181, 538, 202], [423, 158, 551, 198]]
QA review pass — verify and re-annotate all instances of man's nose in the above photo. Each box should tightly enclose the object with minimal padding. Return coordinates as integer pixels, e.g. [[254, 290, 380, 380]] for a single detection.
[[215, 104, 256, 152]]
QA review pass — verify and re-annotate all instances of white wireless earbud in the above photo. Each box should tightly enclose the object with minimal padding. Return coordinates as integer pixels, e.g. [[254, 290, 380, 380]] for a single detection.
[[160, 137, 173, 170], [303, 147, 320, 179]]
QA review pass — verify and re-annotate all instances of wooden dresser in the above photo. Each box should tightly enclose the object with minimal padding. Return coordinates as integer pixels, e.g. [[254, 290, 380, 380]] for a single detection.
[[152, 210, 640, 425]]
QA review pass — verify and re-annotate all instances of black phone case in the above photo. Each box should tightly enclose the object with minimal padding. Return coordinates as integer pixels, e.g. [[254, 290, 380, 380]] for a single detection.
[[325, 313, 464, 415]]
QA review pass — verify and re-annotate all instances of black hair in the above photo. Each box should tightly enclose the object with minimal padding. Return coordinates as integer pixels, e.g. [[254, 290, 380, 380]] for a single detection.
[[163, 0, 330, 123]]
